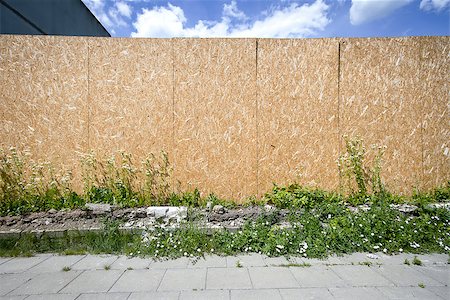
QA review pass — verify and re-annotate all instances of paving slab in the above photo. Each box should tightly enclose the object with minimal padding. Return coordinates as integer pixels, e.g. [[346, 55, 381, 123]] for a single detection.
[[262, 256, 293, 266], [374, 265, 443, 286], [71, 255, 118, 270], [292, 265, 347, 288], [158, 268, 206, 291], [0, 273, 35, 296], [24, 294, 78, 300], [188, 255, 227, 268], [330, 265, 394, 287], [230, 289, 282, 300], [413, 254, 449, 266], [329, 287, 389, 300], [426, 286, 450, 299], [9, 271, 81, 295], [278, 288, 335, 300], [150, 257, 189, 269], [247, 267, 299, 289], [0, 296, 27, 300], [376, 253, 418, 265], [0, 258, 12, 265], [109, 269, 166, 293], [110, 256, 151, 270], [0, 257, 48, 274], [179, 290, 229, 300], [414, 265, 450, 285], [128, 291, 180, 300], [26, 255, 85, 273], [338, 252, 380, 264], [76, 292, 130, 300], [206, 267, 252, 289], [60, 270, 123, 294], [226, 254, 266, 267], [377, 286, 443, 299]]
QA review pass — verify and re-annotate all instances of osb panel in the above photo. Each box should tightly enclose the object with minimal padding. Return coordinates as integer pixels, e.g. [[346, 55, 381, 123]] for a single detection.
[[420, 36, 449, 190], [0, 35, 89, 188], [258, 39, 340, 194], [173, 39, 257, 201], [88, 38, 173, 164], [340, 38, 425, 194]]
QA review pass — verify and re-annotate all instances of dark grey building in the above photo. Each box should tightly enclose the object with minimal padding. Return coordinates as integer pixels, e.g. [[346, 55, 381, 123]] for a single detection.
[[0, 0, 110, 36]]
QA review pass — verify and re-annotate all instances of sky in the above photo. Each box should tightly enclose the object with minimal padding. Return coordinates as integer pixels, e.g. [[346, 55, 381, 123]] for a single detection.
[[81, 0, 450, 38]]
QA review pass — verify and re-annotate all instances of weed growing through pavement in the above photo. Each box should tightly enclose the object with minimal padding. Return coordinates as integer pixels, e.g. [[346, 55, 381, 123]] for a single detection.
[[236, 261, 242, 268], [62, 266, 71, 272], [418, 283, 425, 288], [404, 259, 411, 265], [278, 263, 311, 267], [412, 256, 422, 266], [104, 264, 111, 270]]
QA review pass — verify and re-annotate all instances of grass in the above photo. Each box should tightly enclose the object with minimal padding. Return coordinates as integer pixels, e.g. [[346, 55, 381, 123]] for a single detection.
[[278, 263, 311, 267], [104, 264, 111, 270], [418, 283, 425, 288], [358, 261, 372, 267], [404, 259, 410, 265], [62, 266, 71, 272], [235, 261, 242, 268]]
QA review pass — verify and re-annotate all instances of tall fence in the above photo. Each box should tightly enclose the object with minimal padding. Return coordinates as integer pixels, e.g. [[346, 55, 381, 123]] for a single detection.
[[0, 35, 448, 200]]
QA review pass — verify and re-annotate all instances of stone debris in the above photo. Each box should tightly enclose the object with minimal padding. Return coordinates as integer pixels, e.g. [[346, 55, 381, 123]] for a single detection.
[[389, 204, 418, 213], [85, 203, 112, 216], [366, 253, 380, 259], [212, 205, 225, 214]]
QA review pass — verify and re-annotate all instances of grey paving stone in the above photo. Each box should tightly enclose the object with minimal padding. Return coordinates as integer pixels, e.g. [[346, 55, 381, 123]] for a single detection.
[[227, 254, 266, 267], [262, 256, 293, 266], [150, 257, 189, 269], [0, 258, 12, 266], [26, 255, 85, 273], [206, 268, 252, 289], [109, 269, 166, 293], [427, 286, 450, 299], [71, 255, 118, 270], [76, 292, 130, 300], [110, 256, 151, 270], [25, 294, 78, 300], [376, 253, 417, 265], [414, 266, 450, 285], [188, 255, 227, 268], [180, 290, 229, 300], [10, 271, 80, 295], [289, 265, 348, 288], [60, 270, 123, 294], [0, 273, 34, 296], [128, 291, 180, 300], [338, 252, 379, 264], [279, 288, 335, 300], [0, 296, 27, 300], [329, 287, 389, 300], [0, 257, 49, 274], [158, 268, 206, 291], [377, 286, 443, 299], [247, 267, 299, 289], [414, 254, 449, 266], [374, 265, 443, 286], [230, 289, 282, 300], [331, 265, 394, 287]]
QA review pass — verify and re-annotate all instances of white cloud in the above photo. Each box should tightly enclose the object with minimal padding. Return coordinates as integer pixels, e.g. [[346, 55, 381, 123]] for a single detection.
[[82, 0, 133, 33], [420, 0, 450, 11], [131, 0, 330, 38], [116, 1, 132, 18], [223, 0, 247, 21], [349, 0, 414, 25]]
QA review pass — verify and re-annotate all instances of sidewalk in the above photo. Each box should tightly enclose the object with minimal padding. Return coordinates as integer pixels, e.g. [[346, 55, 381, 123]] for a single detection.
[[0, 253, 448, 299]]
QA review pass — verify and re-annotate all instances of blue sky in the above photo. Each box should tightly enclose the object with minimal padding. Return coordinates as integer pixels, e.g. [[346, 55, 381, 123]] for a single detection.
[[82, 0, 450, 38]]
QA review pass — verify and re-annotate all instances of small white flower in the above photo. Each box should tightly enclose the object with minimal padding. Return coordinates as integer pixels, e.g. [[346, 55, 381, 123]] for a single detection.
[[373, 245, 380, 250], [383, 248, 387, 253], [399, 248, 403, 252]]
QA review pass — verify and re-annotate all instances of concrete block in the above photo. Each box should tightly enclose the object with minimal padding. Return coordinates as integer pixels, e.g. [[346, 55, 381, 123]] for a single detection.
[[109, 269, 165, 293], [158, 268, 206, 291], [247, 267, 299, 289], [290, 265, 348, 287], [60, 270, 123, 293], [206, 267, 252, 289], [10, 271, 80, 295]]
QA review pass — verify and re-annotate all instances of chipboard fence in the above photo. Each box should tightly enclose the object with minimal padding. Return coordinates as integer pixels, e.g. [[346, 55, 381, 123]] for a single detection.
[[0, 35, 448, 200]]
